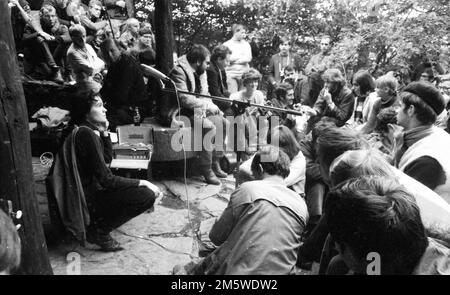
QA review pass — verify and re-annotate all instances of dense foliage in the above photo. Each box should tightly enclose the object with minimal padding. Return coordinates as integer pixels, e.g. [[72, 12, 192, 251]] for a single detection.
[[135, 0, 450, 77]]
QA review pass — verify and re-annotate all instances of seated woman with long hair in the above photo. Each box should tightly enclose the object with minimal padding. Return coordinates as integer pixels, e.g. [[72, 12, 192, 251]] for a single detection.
[[236, 125, 306, 196], [350, 70, 376, 124], [49, 91, 160, 251]]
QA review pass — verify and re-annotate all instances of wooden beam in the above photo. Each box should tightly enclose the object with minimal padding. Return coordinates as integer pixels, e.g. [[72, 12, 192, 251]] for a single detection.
[[154, 0, 174, 75], [0, 0, 53, 275]]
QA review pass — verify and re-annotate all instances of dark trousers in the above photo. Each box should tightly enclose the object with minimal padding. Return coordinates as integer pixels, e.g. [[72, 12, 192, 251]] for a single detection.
[[88, 186, 155, 233], [23, 37, 69, 77], [298, 214, 329, 263], [305, 181, 327, 218], [186, 113, 228, 170]]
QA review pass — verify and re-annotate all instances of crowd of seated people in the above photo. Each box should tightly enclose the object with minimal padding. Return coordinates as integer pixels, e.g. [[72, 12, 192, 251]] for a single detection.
[[9, 0, 155, 84], [6, 1, 450, 275]]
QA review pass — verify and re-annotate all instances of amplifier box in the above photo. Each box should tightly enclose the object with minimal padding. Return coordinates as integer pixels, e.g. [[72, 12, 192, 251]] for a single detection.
[[113, 125, 153, 161]]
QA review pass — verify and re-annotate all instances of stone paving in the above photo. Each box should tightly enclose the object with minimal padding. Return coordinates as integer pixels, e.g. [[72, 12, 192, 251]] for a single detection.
[[34, 158, 310, 275], [41, 163, 236, 275]]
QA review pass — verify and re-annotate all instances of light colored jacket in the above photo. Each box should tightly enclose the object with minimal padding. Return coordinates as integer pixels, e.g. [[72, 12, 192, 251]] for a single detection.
[[398, 126, 450, 204], [170, 55, 211, 110], [67, 43, 104, 83], [204, 176, 308, 275]]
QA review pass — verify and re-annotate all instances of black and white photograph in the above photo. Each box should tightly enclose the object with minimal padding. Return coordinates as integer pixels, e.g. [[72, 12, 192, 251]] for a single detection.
[[1, 0, 450, 281]]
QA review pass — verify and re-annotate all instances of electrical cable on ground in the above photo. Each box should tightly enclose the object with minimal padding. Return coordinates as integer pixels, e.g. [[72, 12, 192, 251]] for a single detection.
[[172, 80, 201, 252], [115, 229, 198, 257], [115, 79, 200, 258]]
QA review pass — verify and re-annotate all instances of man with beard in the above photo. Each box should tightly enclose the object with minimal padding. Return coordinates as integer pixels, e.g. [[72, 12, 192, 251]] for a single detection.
[[160, 44, 227, 184], [305, 68, 355, 131]]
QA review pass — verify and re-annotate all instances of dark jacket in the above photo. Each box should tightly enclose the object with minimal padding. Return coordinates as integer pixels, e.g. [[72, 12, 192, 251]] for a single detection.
[[100, 52, 148, 108], [299, 139, 323, 184], [207, 61, 231, 112], [268, 99, 296, 130], [313, 85, 354, 126]]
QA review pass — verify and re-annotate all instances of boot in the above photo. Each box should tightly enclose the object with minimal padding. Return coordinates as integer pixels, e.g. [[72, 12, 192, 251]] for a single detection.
[[86, 227, 124, 252], [49, 65, 64, 84], [202, 169, 221, 185], [212, 159, 227, 178]]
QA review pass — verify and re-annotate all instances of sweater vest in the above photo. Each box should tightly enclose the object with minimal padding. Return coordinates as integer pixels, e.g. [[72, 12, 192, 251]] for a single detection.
[[398, 127, 450, 204]]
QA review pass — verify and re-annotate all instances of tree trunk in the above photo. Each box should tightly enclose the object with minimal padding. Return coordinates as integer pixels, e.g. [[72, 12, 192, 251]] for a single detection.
[[0, 1, 53, 275], [154, 0, 174, 75]]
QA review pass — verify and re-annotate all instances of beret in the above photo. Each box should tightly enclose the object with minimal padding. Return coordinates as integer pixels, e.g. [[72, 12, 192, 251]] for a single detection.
[[402, 81, 445, 115]]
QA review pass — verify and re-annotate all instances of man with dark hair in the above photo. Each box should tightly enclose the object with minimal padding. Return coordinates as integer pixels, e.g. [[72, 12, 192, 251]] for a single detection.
[[267, 36, 301, 98], [207, 44, 232, 112], [395, 81, 450, 203], [268, 82, 296, 130], [326, 176, 450, 275], [22, 4, 71, 83], [189, 146, 308, 274], [160, 44, 227, 184], [100, 38, 149, 130], [305, 68, 355, 130]]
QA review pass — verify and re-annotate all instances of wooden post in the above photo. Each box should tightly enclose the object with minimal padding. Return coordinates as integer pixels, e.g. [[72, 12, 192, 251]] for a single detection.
[[0, 1, 53, 274], [154, 0, 174, 75]]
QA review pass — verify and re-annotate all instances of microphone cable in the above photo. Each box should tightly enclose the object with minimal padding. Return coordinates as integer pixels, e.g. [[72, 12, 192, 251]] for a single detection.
[[170, 79, 200, 259]]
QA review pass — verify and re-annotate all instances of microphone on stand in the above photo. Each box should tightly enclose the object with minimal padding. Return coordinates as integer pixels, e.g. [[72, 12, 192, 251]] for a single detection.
[[140, 64, 172, 82]]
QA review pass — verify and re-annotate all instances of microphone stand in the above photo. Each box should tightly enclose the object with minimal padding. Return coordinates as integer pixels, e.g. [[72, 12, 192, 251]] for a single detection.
[[160, 87, 306, 117], [101, 0, 117, 40]]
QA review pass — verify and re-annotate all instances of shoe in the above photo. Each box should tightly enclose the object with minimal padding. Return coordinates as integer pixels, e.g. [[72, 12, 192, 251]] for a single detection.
[[86, 228, 124, 252], [212, 160, 227, 178], [202, 169, 221, 185]]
